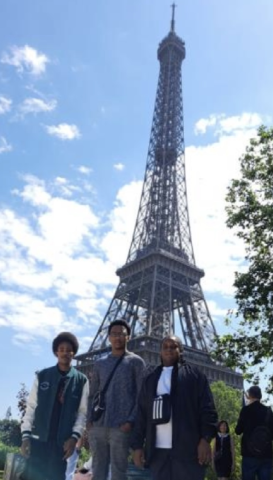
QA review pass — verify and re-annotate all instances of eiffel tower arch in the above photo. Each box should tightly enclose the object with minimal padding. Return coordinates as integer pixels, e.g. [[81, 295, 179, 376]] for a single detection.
[[77, 7, 243, 389]]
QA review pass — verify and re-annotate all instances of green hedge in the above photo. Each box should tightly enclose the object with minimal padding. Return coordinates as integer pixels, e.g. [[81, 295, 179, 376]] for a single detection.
[[0, 442, 19, 470]]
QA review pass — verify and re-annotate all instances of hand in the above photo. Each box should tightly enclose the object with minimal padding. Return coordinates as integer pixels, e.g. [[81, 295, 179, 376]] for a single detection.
[[133, 449, 145, 469], [63, 437, 77, 460], [119, 422, 132, 433], [197, 438, 211, 465], [21, 438, 31, 458]]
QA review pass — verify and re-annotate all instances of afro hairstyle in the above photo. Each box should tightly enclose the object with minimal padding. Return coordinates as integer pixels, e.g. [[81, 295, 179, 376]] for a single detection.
[[52, 332, 79, 355]]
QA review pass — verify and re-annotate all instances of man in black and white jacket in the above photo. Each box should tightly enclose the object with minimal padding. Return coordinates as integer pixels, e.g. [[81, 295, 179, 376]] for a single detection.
[[21, 332, 89, 480]]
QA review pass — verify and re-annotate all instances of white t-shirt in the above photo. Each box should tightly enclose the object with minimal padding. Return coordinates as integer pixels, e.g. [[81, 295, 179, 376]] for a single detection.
[[155, 366, 173, 448]]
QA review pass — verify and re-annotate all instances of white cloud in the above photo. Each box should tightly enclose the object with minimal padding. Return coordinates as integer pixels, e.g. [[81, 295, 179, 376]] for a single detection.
[[0, 96, 12, 114], [54, 177, 67, 185], [186, 118, 261, 297], [0, 174, 140, 344], [113, 163, 125, 171], [218, 112, 264, 134], [19, 97, 57, 115], [45, 123, 81, 140], [0, 291, 69, 341], [194, 114, 222, 135], [101, 181, 142, 266], [0, 136, 12, 154], [1, 45, 49, 76], [206, 300, 229, 318], [77, 165, 92, 175], [194, 112, 266, 137], [14, 175, 51, 206]]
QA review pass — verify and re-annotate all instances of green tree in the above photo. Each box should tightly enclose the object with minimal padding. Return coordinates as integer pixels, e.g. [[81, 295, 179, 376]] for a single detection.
[[16, 383, 29, 421], [215, 125, 273, 392], [0, 441, 19, 470], [5, 407, 12, 420], [211, 381, 242, 425], [206, 381, 242, 480], [0, 419, 21, 447]]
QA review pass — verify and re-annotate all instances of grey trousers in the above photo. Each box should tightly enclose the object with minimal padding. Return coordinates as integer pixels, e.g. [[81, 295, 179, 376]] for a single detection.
[[150, 449, 206, 480], [89, 426, 130, 480]]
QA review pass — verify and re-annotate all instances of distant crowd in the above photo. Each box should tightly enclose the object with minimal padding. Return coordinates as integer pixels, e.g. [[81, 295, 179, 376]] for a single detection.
[[16, 321, 273, 480]]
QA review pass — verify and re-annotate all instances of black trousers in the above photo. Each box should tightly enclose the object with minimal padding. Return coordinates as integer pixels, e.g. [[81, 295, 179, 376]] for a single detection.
[[23, 439, 66, 480], [150, 449, 206, 480]]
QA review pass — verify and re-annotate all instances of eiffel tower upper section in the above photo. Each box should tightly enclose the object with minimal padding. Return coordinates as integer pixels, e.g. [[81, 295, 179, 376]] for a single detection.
[[77, 6, 243, 389]]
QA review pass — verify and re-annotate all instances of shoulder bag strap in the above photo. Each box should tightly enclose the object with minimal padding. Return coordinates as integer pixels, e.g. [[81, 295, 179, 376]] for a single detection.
[[101, 353, 125, 396]]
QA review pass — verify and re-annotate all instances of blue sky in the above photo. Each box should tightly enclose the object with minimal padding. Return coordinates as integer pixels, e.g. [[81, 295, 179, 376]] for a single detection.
[[0, 0, 273, 417]]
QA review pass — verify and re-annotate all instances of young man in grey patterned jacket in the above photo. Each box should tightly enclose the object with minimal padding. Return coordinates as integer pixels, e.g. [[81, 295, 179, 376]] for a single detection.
[[88, 319, 145, 480]]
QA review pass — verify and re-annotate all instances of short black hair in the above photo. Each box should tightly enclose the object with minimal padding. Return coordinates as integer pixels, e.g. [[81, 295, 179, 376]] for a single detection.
[[247, 385, 262, 400], [160, 335, 183, 353], [108, 320, 131, 336], [160, 335, 184, 364], [218, 420, 230, 433], [52, 332, 79, 355]]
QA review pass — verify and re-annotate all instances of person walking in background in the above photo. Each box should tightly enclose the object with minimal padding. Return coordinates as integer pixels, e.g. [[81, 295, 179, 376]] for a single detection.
[[235, 385, 273, 480], [212, 420, 235, 480], [88, 319, 145, 480], [131, 334, 218, 480], [21, 332, 89, 480]]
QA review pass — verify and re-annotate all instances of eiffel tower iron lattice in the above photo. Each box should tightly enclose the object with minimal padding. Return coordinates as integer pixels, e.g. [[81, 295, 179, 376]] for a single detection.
[[77, 7, 242, 389]]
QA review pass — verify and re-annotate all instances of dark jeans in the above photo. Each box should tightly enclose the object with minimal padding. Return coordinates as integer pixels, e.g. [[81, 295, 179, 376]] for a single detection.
[[24, 439, 66, 480], [242, 457, 273, 480], [150, 448, 206, 480]]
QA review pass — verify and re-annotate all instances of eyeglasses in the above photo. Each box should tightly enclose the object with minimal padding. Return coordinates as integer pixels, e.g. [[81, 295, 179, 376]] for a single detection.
[[56, 349, 74, 354], [162, 345, 179, 351], [109, 332, 127, 338]]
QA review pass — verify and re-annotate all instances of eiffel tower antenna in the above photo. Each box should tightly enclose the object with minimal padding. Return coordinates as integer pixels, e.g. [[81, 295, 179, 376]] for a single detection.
[[171, 3, 176, 32], [77, 8, 243, 389]]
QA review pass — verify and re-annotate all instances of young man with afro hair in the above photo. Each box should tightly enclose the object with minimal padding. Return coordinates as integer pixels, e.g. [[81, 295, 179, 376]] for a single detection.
[[21, 332, 89, 480]]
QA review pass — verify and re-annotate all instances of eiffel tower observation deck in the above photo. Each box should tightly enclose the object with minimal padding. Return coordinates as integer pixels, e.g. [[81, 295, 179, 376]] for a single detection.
[[77, 6, 242, 389]]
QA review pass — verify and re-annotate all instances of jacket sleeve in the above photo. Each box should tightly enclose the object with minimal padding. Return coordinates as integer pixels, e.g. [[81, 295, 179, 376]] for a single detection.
[[21, 375, 38, 439], [71, 380, 89, 440], [235, 408, 245, 435], [127, 357, 146, 424], [87, 363, 100, 422], [198, 372, 218, 440], [131, 379, 148, 450]]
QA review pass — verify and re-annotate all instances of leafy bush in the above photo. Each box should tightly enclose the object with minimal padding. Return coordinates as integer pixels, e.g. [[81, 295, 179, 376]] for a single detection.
[[0, 441, 19, 470]]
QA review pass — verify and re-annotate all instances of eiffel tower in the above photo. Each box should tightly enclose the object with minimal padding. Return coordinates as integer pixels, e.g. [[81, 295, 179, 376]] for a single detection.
[[77, 5, 242, 389]]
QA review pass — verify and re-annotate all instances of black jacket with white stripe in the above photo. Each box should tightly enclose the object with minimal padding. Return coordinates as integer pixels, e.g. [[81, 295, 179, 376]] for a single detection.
[[131, 362, 218, 466]]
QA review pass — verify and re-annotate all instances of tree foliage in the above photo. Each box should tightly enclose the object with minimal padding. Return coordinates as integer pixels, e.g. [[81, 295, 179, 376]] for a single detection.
[[210, 381, 242, 425], [0, 441, 19, 470], [5, 407, 12, 420], [17, 383, 29, 421], [206, 381, 242, 480], [0, 419, 21, 447], [215, 125, 273, 392]]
